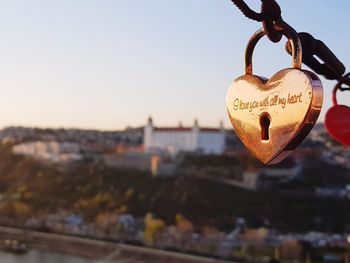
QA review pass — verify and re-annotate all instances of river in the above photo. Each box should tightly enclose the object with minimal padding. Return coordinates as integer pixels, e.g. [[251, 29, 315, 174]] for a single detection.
[[0, 249, 116, 263]]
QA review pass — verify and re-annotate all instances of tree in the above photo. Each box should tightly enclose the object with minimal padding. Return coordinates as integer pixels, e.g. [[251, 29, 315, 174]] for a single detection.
[[144, 213, 165, 245]]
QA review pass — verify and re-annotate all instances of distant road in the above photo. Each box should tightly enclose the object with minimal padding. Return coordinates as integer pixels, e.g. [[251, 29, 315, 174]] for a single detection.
[[0, 226, 236, 263]]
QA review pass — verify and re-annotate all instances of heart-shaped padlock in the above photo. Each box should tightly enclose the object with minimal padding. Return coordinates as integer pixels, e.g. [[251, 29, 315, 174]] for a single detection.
[[226, 23, 323, 165], [325, 83, 350, 146]]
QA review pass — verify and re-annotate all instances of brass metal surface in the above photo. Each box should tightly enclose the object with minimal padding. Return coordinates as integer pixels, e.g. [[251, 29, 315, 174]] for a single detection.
[[226, 69, 323, 164], [227, 25, 323, 165]]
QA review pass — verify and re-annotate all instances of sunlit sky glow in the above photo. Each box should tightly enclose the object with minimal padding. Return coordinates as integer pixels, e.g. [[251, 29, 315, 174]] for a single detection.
[[0, 0, 349, 130]]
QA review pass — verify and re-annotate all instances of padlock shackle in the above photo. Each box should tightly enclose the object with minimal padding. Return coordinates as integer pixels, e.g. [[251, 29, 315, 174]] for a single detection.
[[245, 22, 303, 75], [332, 76, 350, 106], [332, 85, 338, 106]]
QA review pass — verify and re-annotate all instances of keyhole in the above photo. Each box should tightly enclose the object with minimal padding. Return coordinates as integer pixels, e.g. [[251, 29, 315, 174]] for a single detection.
[[260, 113, 271, 141]]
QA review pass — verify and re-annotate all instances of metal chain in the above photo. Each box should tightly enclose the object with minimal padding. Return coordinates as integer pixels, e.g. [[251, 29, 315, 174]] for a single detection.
[[230, 0, 283, 42], [230, 0, 281, 21], [230, 0, 349, 84], [338, 73, 350, 91], [285, 33, 345, 80], [230, 0, 264, 21]]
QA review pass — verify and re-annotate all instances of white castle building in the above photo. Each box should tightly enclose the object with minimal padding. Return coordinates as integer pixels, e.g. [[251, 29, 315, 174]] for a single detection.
[[144, 117, 225, 155]]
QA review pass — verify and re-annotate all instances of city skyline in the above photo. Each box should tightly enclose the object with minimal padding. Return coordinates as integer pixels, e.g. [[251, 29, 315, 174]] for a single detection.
[[0, 1, 349, 130]]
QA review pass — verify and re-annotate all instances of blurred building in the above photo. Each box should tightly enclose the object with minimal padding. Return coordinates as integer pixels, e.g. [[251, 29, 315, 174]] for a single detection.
[[144, 117, 225, 155], [115, 144, 144, 154], [103, 153, 151, 171], [236, 163, 301, 190], [150, 155, 177, 177], [12, 141, 82, 162]]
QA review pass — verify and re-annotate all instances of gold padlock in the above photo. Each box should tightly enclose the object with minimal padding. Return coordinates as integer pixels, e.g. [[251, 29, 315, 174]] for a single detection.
[[226, 22, 323, 165]]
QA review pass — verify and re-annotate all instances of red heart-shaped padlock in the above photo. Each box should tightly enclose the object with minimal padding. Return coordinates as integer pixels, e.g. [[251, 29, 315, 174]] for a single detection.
[[325, 84, 350, 146]]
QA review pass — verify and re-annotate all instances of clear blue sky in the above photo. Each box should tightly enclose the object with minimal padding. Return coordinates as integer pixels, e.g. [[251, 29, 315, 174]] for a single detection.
[[0, 0, 349, 130]]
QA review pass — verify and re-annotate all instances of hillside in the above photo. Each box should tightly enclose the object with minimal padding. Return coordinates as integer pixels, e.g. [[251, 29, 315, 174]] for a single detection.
[[0, 145, 348, 233]]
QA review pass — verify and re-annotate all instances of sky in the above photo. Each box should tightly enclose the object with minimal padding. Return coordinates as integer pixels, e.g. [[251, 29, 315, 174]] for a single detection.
[[0, 0, 349, 130]]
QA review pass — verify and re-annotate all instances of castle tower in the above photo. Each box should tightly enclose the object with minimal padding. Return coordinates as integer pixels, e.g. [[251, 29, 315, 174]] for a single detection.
[[144, 116, 154, 152], [192, 118, 200, 151], [219, 120, 225, 132]]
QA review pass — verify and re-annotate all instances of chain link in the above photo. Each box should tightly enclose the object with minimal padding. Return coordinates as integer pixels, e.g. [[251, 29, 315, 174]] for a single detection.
[[230, 0, 283, 42], [338, 73, 350, 91], [230, 0, 264, 21]]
